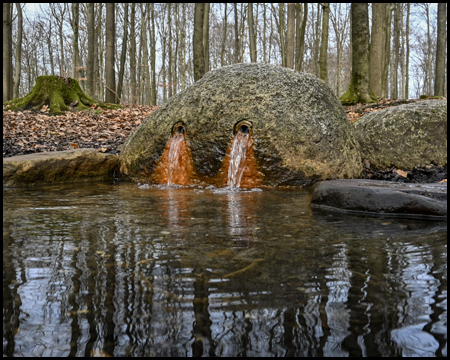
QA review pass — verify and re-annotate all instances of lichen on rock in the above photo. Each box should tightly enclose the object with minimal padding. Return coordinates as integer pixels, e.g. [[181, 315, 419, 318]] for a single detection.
[[353, 99, 447, 170], [120, 63, 362, 186]]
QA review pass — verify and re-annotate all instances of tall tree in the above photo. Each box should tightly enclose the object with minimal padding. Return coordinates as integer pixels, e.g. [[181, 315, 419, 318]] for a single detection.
[[71, 4, 80, 80], [370, 3, 386, 98], [150, 3, 156, 104], [234, 3, 239, 63], [168, 3, 173, 98], [285, 3, 295, 68], [13, 3, 23, 100], [382, 4, 395, 98], [434, 3, 447, 97], [221, 3, 228, 66], [319, 3, 330, 81], [248, 3, 257, 62], [193, 3, 205, 81], [295, 4, 308, 71], [129, 3, 136, 104], [105, 3, 116, 103], [405, 3, 410, 99], [340, 3, 376, 104], [3, 3, 13, 101], [313, 4, 321, 77], [203, 3, 210, 73], [392, 3, 400, 99], [87, 3, 95, 97], [330, 4, 350, 96], [117, 3, 128, 102]]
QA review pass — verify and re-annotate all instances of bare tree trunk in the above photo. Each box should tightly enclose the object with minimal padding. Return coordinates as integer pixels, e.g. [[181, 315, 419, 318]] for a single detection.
[[295, 4, 307, 71], [71, 4, 80, 80], [392, 3, 399, 99], [47, 20, 55, 76], [426, 4, 432, 95], [382, 3, 394, 98], [150, 3, 156, 104], [234, 3, 239, 63], [405, 3, 410, 99], [117, 3, 128, 102], [181, 3, 186, 90], [193, 3, 205, 81], [173, 3, 178, 96], [313, 4, 321, 77], [3, 3, 12, 101], [105, 3, 116, 104], [263, 4, 267, 63], [340, 3, 376, 104], [203, 3, 210, 73], [434, 3, 446, 97], [286, 3, 295, 68], [278, 3, 286, 67], [168, 3, 173, 98], [221, 3, 228, 66], [129, 3, 136, 104], [87, 3, 95, 97], [98, 3, 104, 102], [400, 4, 406, 99], [370, 3, 386, 98], [13, 2, 23, 99], [248, 3, 257, 62], [142, 4, 151, 104], [319, 3, 330, 81]]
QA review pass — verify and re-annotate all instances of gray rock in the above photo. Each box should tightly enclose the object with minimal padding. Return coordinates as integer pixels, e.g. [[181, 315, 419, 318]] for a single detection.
[[311, 179, 447, 218], [3, 149, 119, 186], [353, 100, 447, 169], [120, 63, 361, 186]]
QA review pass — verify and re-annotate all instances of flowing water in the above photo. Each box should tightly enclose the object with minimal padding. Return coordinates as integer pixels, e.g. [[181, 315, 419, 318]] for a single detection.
[[168, 130, 186, 185], [3, 183, 447, 357], [227, 128, 250, 188]]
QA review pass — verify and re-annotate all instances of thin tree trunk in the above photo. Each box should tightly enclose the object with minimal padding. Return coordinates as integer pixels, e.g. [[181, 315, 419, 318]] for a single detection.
[[203, 3, 210, 73], [150, 3, 156, 104], [426, 5, 432, 95], [434, 3, 446, 97], [48, 21, 55, 76], [400, 4, 406, 99], [382, 4, 394, 98], [168, 3, 173, 98], [279, 3, 286, 67], [221, 3, 228, 66], [286, 3, 295, 68], [3, 3, 12, 101], [142, 4, 150, 104], [234, 3, 239, 63], [313, 4, 321, 77], [319, 3, 330, 81], [248, 3, 257, 62], [181, 3, 186, 90], [173, 3, 178, 96], [13, 3, 23, 99], [129, 3, 136, 104], [71, 4, 80, 80], [405, 3, 410, 99], [105, 3, 116, 104], [117, 3, 128, 102], [296, 4, 307, 71], [98, 3, 104, 102], [393, 3, 399, 99], [263, 4, 267, 63], [87, 3, 95, 97], [193, 3, 205, 81]]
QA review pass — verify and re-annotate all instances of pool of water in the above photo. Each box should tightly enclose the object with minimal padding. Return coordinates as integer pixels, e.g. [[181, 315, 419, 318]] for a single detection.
[[3, 183, 447, 357]]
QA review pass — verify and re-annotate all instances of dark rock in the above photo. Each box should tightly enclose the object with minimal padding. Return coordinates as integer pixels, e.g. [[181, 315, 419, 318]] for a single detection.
[[353, 99, 447, 170], [3, 148, 119, 186], [311, 179, 447, 218], [120, 63, 361, 186]]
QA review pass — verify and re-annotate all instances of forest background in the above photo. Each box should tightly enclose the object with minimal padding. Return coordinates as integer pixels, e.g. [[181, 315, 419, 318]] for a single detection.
[[2, 3, 447, 106]]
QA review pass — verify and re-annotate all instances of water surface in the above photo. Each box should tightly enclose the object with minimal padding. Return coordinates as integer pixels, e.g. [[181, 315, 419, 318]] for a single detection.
[[3, 183, 447, 356]]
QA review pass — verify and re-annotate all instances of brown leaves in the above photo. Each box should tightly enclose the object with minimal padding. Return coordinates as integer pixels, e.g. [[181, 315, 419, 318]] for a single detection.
[[3, 105, 158, 157]]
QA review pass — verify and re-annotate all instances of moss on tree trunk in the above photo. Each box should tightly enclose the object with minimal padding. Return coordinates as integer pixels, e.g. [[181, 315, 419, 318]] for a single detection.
[[3, 75, 121, 116]]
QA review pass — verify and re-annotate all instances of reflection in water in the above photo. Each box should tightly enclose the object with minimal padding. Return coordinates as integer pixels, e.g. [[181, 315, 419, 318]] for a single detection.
[[3, 184, 447, 357]]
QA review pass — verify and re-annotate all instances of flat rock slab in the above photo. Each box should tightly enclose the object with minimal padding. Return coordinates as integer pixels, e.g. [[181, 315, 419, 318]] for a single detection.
[[3, 149, 119, 186], [311, 179, 447, 219]]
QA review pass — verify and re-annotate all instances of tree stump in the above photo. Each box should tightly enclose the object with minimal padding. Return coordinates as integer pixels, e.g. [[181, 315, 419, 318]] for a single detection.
[[3, 75, 120, 116]]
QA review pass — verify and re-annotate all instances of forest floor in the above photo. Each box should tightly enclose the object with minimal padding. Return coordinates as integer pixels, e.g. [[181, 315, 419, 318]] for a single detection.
[[2, 98, 446, 183]]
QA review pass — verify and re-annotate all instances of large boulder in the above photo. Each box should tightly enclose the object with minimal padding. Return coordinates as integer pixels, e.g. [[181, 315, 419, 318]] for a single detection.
[[311, 179, 447, 218], [353, 100, 447, 170], [3, 149, 119, 186], [120, 63, 361, 186]]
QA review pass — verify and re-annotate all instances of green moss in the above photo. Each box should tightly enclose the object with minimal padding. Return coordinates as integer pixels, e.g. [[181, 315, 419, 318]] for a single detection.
[[340, 74, 377, 105], [3, 75, 121, 116]]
